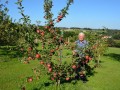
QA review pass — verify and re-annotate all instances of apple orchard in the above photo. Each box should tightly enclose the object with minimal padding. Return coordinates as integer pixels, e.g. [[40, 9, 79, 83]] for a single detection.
[[0, 0, 108, 89]]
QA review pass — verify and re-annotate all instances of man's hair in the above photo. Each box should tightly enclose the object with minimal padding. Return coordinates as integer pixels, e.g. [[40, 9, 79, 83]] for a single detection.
[[78, 32, 85, 36]]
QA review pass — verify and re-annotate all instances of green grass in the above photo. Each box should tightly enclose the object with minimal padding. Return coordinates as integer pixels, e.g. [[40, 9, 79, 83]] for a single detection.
[[0, 47, 120, 90]]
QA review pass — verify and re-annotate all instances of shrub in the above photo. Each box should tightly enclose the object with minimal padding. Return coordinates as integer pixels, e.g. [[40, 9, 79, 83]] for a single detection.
[[114, 40, 120, 48]]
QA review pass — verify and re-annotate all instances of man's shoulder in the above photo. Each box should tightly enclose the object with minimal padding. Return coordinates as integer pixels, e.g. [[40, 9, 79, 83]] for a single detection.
[[83, 40, 88, 43], [83, 40, 88, 45]]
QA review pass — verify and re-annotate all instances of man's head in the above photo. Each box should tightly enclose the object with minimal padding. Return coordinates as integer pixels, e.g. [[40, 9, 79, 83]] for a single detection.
[[78, 32, 85, 41]]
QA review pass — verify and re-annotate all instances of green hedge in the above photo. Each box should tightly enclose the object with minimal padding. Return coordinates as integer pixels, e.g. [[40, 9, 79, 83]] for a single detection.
[[114, 40, 120, 48], [108, 38, 120, 48]]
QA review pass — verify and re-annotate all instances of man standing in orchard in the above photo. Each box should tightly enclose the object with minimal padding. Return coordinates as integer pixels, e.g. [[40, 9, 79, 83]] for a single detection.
[[73, 32, 88, 82]]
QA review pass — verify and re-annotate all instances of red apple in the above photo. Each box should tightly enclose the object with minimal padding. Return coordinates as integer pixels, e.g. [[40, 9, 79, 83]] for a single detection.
[[89, 57, 92, 60], [66, 77, 70, 81], [36, 54, 41, 59], [72, 65, 77, 69], [50, 49, 54, 53], [51, 77, 54, 81], [57, 19, 60, 22], [53, 72, 57, 77], [56, 47, 59, 50], [58, 16, 60, 19], [41, 31, 44, 36], [85, 60, 88, 63], [27, 77, 33, 82], [45, 26, 50, 29], [40, 61, 44, 65], [59, 15, 63, 18], [47, 63, 51, 68], [48, 68, 52, 72], [36, 29, 40, 33], [58, 15, 63, 19], [80, 74, 84, 77], [28, 47, 32, 51], [27, 57, 32, 61], [85, 55, 89, 60]]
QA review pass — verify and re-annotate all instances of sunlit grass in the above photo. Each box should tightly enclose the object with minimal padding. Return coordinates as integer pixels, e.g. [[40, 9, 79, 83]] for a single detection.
[[0, 47, 120, 90]]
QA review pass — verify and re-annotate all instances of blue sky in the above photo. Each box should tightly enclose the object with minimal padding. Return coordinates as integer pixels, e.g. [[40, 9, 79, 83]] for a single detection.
[[2, 0, 120, 29]]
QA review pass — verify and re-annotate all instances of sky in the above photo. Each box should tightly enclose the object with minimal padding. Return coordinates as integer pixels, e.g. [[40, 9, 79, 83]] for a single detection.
[[1, 0, 120, 29]]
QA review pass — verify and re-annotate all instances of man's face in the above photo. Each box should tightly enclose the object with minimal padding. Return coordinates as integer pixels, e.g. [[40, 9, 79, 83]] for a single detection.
[[78, 34, 85, 41]]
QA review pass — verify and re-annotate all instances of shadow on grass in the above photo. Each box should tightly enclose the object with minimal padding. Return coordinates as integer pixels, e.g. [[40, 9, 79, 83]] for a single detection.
[[32, 57, 98, 90], [104, 53, 120, 62], [33, 82, 54, 90], [0, 47, 17, 55], [33, 66, 97, 90], [86, 68, 97, 77], [0, 47, 22, 62]]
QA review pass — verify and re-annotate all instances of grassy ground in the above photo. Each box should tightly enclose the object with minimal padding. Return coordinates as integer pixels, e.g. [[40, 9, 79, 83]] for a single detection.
[[0, 47, 120, 90]]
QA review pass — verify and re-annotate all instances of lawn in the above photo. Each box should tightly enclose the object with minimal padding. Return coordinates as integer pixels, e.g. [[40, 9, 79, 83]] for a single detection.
[[0, 47, 120, 90]]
